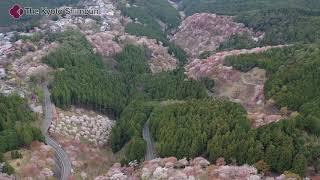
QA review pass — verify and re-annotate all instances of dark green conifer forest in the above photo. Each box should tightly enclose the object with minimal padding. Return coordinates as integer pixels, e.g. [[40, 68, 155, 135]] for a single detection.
[[0, 95, 43, 152], [0, 95, 44, 174]]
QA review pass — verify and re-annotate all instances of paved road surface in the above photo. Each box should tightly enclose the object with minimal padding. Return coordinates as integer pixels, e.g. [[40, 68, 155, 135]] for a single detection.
[[143, 120, 157, 160], [168, 0, 186, 19], [43, 85, 72, 180]]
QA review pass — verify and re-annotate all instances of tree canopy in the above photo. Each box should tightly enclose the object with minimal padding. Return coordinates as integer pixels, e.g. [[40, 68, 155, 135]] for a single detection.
[[45, 31, 209, 163], [237, 8, 320, 45], [179, 0, 320, 16], [148, 99, 319, 176], [117, 0, 188, 65], [44, 30, 128, 117], [178, 0, 320, 47], [0, 95, 43, 154], [43, 27, 320, 176], [225, 44, 320, 111]]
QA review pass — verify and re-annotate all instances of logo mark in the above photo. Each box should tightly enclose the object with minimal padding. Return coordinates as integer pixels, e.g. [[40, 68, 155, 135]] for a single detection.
[[9, 4, 24, 19]]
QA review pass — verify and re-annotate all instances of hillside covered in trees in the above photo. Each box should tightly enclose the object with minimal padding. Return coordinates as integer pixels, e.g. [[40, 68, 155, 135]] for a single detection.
[[120, 0, 181, 31], [42, 26, 320, 175], [1, 0, 320, 179], [175, 0, 320, 48], [0, 95, 43, 174], [43, 30, 209, 162], [44, 30, 204, 115], [236, 9, 320, 45], [225, 44, 320, 135], [0, 95, 43, 153], [148, 99, 320, 176], [109, 41, 320, 176], [44, 31, 128, 117], [116, 0, 188, 64], [27, 0, 320, 177], [218, 44, 320, 175], [179, 0, 320, 16], [225, 44, 320, 112]]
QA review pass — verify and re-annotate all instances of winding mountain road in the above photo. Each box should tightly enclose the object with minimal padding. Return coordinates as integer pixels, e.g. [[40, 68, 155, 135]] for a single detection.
[[42, 84, 72, 180], [168, 0, 186, 19], [143, 120, 157, 160]]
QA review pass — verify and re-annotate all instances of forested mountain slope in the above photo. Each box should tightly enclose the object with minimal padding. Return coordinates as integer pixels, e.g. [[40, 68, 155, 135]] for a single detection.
[[0, 95, 43, 152], [212, 44, 320, 175], [116, 0, 188, 64], [225, 44, 320, 112], [236, 9, 320, 45], [0, 95, 43, 175], [43, 30, 209, 164], [149, 99, 319, 176], [2, 0, 318, 178], [109, 39, 320, 177], [44, 31, 128, 117], [175, 0, 320, 48], [120, 0, 181, 30], [179, 0, 320, 16]]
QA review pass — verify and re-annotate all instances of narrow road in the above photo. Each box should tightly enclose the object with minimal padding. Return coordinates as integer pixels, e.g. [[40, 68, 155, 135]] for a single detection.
[[143, 120, 157, 160], [168, 0, 186, 19], [241, 74, 261, 86], [42, 84, 72, 180]]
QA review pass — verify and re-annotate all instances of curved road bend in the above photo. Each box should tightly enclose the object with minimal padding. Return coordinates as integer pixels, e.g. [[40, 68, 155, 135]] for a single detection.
[[42, 84, 72, 180], [143, 120, 157, 160]]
